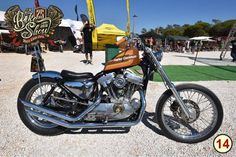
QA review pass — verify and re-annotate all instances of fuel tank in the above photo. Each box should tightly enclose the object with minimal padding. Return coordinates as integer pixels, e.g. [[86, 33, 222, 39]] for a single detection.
[[104, 47, 141, 71]]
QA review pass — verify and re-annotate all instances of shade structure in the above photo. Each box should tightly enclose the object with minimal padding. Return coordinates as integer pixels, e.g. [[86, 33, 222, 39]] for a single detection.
[[190, 36, 212, 41], [0, 29, 9, 34], [92, 23, 126, 50], [0, 11, 4, 21]]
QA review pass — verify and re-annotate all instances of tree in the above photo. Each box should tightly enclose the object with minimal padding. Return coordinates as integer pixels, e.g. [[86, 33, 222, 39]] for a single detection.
[[212, 19, 222, 24], [183, 25, 208, 37], [166, 25, 173, 29], [141, 28, 147, 34], [149, 28, 155, 33], [182, 21, 210, 37], [163, 28, 182, 36], [155, 27, 164, 35], [173, 24, 181, 28], [209, 20, 236, 37], [195, 21, 211, 33]]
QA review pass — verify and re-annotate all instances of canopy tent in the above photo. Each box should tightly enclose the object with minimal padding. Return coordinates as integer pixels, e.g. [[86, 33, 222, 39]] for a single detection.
[[0, 29, 9, 34], [86, 0, 130, 35], [190, 36, 212, 41], [86, 0, 129, 50], [60, 19, 83, 40], [0, 11, 4, 22], [190, 36, 217, 65], [92, 23, 126, 50], [48, 19, 83, 50], [0, 11, 7, 28]]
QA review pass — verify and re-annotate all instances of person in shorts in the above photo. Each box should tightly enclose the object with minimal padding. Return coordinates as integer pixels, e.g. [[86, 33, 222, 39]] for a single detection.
[[80, 20, 94, 64]]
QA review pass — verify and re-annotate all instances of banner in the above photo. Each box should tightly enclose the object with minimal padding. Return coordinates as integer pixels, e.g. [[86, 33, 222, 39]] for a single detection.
[[5, 5, 64, 44], [86, 0, 96, 25], [75, 4, 79, 21], [35, 0, 40, 8], [126, 0, 130, 35]]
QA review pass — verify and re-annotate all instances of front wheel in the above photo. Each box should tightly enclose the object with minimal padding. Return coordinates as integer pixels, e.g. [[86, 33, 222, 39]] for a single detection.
[[156, 84, 223, 143]]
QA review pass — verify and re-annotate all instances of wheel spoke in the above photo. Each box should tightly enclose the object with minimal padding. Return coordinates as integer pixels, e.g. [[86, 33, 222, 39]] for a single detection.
[[200, 104, 213, 112], [161, 87, 220, 142]]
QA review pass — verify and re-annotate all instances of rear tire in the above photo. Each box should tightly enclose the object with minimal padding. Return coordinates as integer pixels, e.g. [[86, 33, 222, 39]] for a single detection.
[[17, 78, 66, 136], [156, 84, 223, 143]]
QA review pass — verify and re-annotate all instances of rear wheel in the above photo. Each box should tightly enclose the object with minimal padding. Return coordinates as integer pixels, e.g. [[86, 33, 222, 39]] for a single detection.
[[156, 84, 223, 143], [18, 78, 66, 136]]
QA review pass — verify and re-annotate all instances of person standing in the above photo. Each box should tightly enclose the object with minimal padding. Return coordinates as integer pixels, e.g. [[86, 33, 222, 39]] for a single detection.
[[0, 33, 3, 53], [231, 40, 236, 62], [80, 20, 94, 64], [190, 41, 195, 54]]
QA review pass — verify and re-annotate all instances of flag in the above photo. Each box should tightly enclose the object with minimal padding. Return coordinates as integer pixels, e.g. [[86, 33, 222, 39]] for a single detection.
[[75, 5, 79, 21], [35, 0, 40, 8], [86, 0, 96, 26], [126, 0, 130, 35]]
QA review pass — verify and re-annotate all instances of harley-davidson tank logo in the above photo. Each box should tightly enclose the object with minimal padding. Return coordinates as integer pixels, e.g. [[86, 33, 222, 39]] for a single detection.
[[108, 55, 138, 64], [4, 5, 63, 44]]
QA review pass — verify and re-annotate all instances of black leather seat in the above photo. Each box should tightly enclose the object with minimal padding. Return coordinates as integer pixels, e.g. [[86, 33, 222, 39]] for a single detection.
[[61, 70, 94, 81]]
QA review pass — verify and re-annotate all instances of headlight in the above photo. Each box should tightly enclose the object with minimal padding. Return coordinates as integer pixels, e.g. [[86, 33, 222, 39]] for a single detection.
[[153, 51, 163, 62]]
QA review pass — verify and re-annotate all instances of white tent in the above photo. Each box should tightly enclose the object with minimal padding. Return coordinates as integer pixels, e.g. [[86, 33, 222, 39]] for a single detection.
[[0, 11, 9, 34], [0, 29, 9, 33], [190, 36, 212, 41], [0, 11, 7, 28], [190, 36, 216, 42], [0, 11, 4, 21], [60, 19, 83, 40]]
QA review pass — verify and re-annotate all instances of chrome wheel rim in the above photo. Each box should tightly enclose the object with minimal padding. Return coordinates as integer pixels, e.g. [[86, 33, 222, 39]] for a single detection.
[[25, 82, 58, 128], [161, 89, 218, 140]]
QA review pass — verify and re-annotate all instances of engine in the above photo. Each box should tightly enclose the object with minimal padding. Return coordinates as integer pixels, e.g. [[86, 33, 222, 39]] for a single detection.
[[84, 70, 143, 121]]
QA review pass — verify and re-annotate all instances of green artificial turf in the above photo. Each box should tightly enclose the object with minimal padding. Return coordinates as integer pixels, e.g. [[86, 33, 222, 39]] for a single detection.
[[132, 65, 236, 82]]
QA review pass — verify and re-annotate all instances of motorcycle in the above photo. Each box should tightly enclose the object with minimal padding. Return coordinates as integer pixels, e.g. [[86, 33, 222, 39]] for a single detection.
[[17, 36, 223, 143]]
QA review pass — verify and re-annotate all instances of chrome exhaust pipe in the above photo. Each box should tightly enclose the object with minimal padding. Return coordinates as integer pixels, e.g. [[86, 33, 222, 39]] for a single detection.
[[20, 97, 101, 122], [21, 91, 146, 129], [25, 109, 140, 128]]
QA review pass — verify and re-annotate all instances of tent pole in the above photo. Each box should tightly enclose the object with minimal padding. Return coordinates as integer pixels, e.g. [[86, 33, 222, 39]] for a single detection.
[[193, 51, 199, 65], [193, 41, 199, 65]]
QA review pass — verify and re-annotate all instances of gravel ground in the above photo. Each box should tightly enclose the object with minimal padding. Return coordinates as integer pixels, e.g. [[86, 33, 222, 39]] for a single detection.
[[0, 51, 235, 157]]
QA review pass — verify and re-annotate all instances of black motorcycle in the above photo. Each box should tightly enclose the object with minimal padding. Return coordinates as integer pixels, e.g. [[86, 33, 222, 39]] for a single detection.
[[17, 37, 223, 143]]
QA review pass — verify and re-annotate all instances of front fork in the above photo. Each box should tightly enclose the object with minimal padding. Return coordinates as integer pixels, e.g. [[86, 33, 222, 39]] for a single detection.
[[149, 53, 193, 120]]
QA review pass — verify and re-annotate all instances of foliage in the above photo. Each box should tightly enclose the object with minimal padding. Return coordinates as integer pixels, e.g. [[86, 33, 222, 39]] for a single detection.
[[163, 28, 182, 36], [209, 20, 236, 37], [141, 28, 147, 34], [141, 19, 236, 38]]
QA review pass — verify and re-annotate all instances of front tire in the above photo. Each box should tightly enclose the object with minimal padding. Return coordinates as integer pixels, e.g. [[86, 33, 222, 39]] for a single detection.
[[17, 78, 66, 136], [156, 84, 223, 143]]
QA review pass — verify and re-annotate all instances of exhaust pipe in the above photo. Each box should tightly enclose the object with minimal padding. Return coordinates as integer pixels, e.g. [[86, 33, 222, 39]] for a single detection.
[[20, 91, 146, 129], [20, 98, 101, 122], [25, 109, 140, 129]]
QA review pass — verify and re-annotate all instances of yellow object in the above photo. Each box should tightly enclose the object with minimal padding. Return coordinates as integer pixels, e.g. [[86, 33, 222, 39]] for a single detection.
[[126, 0, 130, 36], [86, 0, 130, 50], [92, 23, 126, 50], [86, 0, 96, 26]]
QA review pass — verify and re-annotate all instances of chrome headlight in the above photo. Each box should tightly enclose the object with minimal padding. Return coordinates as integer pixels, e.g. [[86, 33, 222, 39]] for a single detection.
[[153, 51, 163, 62]]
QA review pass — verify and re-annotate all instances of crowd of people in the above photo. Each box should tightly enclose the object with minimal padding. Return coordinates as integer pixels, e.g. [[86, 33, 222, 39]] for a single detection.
[[143, 37, 229, 54]]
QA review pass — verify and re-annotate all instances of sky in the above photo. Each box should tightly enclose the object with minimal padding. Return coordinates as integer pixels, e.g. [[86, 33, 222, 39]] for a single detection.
[[0, 0, 236, 33]]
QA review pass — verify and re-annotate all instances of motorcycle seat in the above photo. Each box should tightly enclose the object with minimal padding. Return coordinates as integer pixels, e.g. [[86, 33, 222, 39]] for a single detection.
[[61, 70, 94, 81]]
